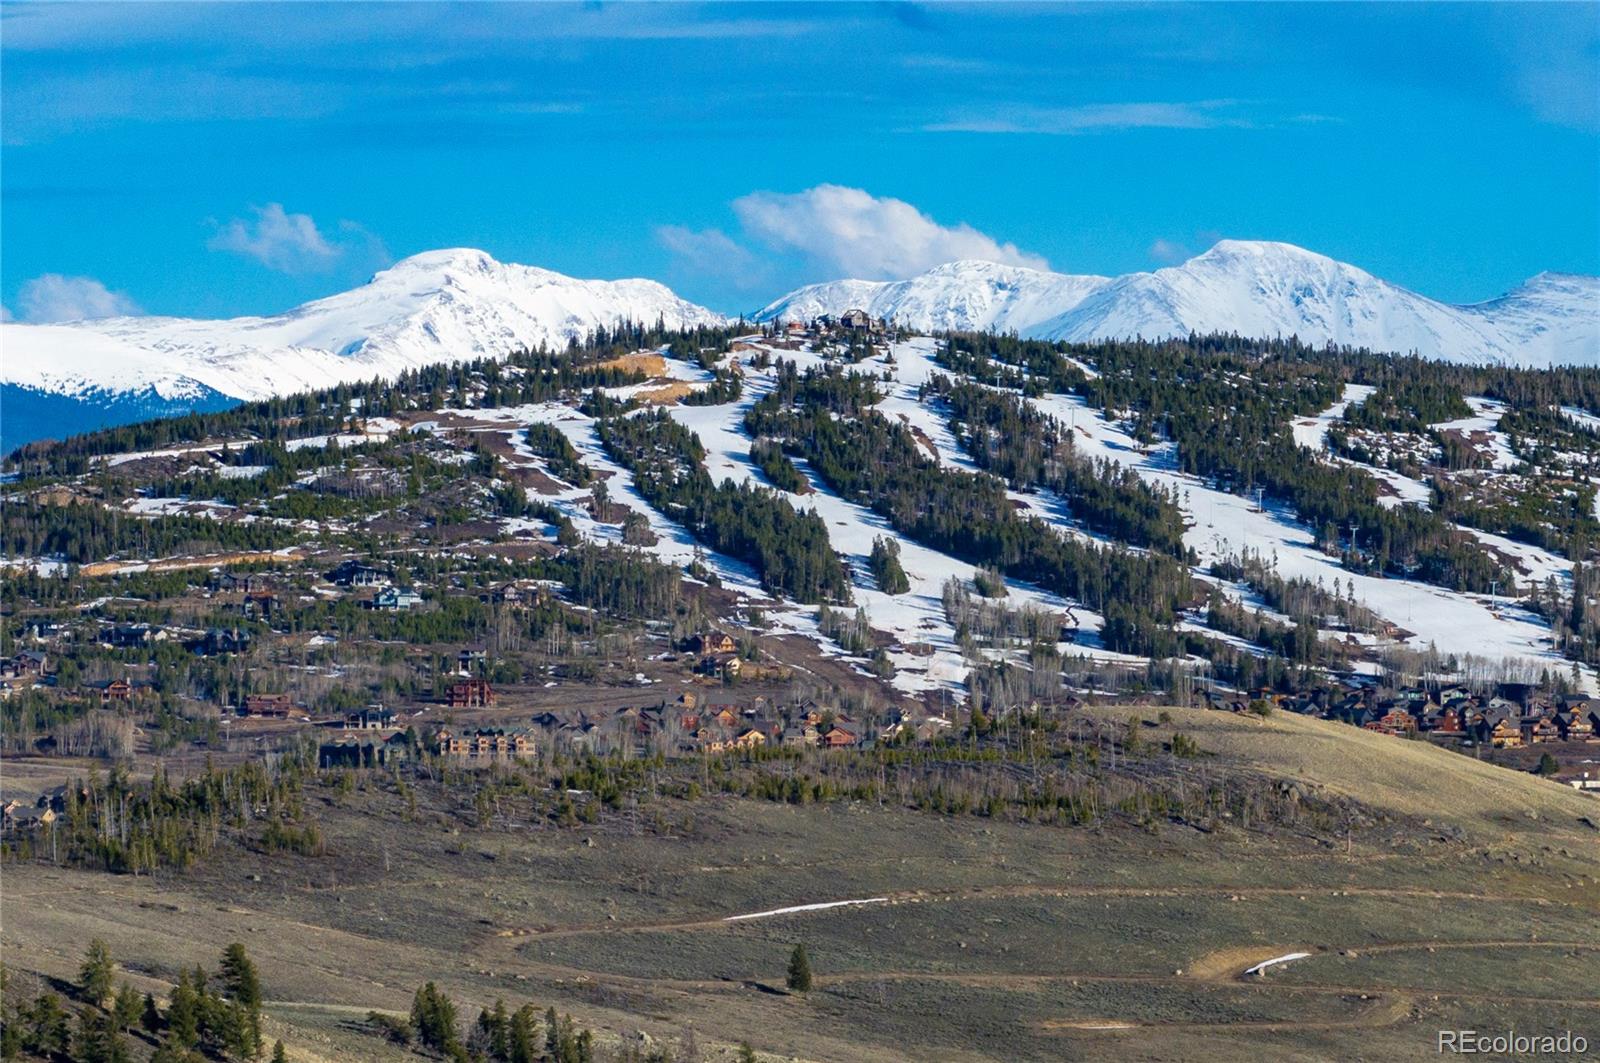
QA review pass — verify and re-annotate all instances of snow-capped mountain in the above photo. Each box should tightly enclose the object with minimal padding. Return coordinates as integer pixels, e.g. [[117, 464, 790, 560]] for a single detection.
[[757, 260, 1109, 336], [2, 248, 727, 446], [759, 240, 1599, 367]]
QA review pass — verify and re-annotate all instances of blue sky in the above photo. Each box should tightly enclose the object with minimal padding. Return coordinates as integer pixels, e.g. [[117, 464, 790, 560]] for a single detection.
[[2, 2, 1596, 319]]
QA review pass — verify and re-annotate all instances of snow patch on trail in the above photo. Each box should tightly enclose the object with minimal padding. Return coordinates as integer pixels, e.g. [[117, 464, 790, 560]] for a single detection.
[[1243, 952, 1312, 976], [724, 897, 889, 922]]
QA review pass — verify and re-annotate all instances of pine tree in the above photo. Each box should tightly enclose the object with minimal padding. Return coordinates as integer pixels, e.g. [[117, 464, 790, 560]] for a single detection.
[[272, 1040, 288, 1063], [220, 943, 262, 1012], [509, 1004, 539, 1063], [112, 984, 143, 1030], [167, 973, 199, 1050], [786, 944, 813, 993], [410, 983, 459, 1055], [78, 940, 115, 1007]]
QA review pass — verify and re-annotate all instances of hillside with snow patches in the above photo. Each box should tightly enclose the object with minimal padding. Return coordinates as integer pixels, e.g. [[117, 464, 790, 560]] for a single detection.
[[580, 338, 1576, 694], [11, 323, 1588, 700], [758, 241, 1600, 368]]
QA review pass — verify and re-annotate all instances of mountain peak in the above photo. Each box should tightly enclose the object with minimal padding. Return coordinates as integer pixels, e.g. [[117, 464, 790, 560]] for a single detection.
[[379, 247, 501, 277], [1189, 239, 1345, 271]]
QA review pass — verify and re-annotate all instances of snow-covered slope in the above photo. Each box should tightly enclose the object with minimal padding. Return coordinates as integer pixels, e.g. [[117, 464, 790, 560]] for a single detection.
[[758, 260, 1108, 335], [2, 249, 727, 407], [759, 240, 1600, 367]]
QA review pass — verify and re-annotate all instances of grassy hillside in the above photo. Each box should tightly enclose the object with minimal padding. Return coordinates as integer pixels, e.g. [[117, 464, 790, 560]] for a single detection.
[[4, 706, 1596, 1062]]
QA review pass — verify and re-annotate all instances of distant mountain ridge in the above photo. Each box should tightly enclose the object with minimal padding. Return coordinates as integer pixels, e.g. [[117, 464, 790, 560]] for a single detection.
[[0, 249, 726, 447], [757, 240, 1600, 368], [4, 240, 1596, 451]]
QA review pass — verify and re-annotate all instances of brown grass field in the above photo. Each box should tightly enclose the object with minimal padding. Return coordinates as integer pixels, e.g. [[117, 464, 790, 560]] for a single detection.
[[3, 706, 1597, 1061]]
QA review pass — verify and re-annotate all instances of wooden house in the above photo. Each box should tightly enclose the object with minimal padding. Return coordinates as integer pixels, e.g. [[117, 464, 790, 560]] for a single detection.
[[242, 693, 294, 718], [820, 726, 858, 748], [1555, 708, 1597, 742], [446, 678, 495, 708], [438, 727, 534, 761], [689, 632, 736, 655]]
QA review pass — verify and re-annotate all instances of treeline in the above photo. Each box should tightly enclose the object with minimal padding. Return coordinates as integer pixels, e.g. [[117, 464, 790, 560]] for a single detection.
[[678, 367, 742, 406], [2, 750, 318, 874], [744, 362, 1195, 656], [375, 983, 610, 1063], [929, 375, 1187, 554], [557, 545, 682, 620], [595, 408, 851, 604], [6, 322, 752, 477], [1209, 550, 1381, 635], [2, 499, 296, 566], [1434, 472, 1599, 561], [453, 713, 1365, 840]]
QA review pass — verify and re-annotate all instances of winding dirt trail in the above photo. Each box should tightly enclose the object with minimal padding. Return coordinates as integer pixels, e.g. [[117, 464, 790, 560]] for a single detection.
[[486, 881, 1585, 942]]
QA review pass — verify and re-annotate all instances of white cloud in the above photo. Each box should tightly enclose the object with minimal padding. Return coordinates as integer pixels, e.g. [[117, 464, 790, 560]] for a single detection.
[[1148, 238, 1192, 265], [16, 274, 142, 323], [208, 203, 346, 273], [731, 184, 1047, 279], [927, 100, 1249, 135], [654, 224, 766, 289]]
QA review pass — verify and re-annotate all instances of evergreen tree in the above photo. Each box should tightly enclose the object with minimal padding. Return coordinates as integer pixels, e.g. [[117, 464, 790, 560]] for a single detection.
[[409, 983, 460, 1055], [112, 983, 143, 1030], [509, 1004, 539, 1063], [78, 940, 115, 1006], [786, 944, 813, 993], [167, 972, 200, 1050], [220, 943, 263, 1012], [26, 993, 71, 1058], [272, 1040, 288, 1063]]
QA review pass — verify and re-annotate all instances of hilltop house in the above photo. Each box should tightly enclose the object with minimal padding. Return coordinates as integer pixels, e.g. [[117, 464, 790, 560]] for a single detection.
[[446, 679, 495, 708]]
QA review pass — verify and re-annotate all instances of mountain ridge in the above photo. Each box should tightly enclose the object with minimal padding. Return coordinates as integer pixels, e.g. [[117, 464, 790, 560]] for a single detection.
[[2, 249, 726, 405], [757, 240, 1600, 367], [4, 240, 1596, 450]]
